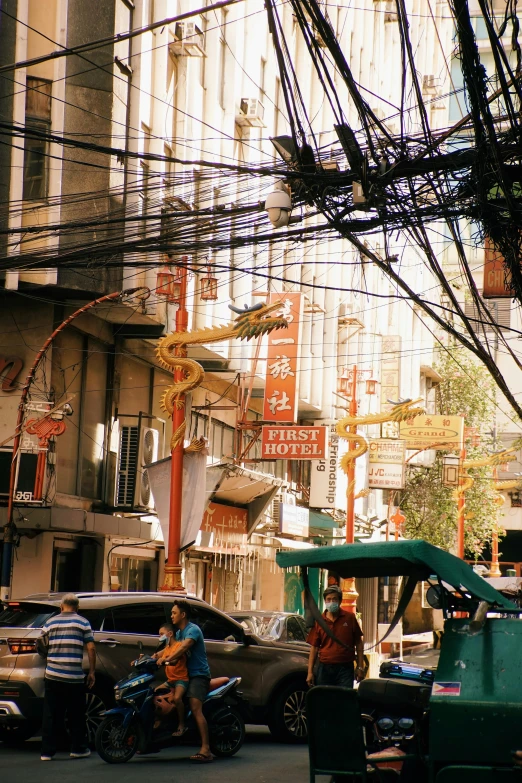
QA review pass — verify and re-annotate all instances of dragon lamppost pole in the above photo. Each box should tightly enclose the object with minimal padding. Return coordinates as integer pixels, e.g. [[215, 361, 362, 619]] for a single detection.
[[161, 266, 190, 593], [156, 292, 288, 593], [452, 446, 519, 564], [335, 382, 426, 612]]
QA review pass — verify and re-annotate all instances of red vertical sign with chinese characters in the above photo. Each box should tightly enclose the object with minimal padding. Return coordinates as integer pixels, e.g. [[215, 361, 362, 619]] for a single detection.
[[263, 293, 302, 422]]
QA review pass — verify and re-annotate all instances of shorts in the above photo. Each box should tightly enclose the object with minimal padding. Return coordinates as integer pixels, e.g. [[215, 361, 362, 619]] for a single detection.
[[186, 676, 211, 702], [167, 679, 189, 690]]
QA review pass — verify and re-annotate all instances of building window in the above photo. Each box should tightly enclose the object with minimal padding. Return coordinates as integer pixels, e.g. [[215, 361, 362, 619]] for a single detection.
[[140, 125, 151, 237], [110, 555, 158, 592], [23, 77, 52, 201], [218, 10, 228, 110]]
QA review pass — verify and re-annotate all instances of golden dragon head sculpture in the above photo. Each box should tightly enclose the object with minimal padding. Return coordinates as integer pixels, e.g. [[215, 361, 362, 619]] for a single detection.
[[156, 302, 288, 364], [337, 398, 426, 474], [156, 301, 289, 451]]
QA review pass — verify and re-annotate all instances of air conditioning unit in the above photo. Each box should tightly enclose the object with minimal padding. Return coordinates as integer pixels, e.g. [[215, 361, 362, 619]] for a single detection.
[[269, 491, 296, 525], [422, 74, 439, 94], [236, 98, 265, 128], [115, 426, 159, 509], [384, 1, 397, 22], [169, 22, 205, 57]]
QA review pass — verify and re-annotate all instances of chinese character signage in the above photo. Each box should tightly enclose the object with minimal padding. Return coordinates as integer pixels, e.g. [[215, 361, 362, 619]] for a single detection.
[[279, 503, 310, 537], [201, 502, 248, 535], [399, 415, 464, 450], [263, 293, 302, 422], [380, 336, 401, 438], [368, 438, 406, 489], [261, 426, 327, 459], [483, 236, 512, 298]]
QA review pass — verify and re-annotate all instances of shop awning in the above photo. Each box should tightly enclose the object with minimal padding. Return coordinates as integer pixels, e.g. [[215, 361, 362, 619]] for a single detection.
[[309, 511, 338, 529], [149, 457, 285, 547], [275, 539, 517, 609], [207, 462, 285, 537], [274, 537, 316, 550]]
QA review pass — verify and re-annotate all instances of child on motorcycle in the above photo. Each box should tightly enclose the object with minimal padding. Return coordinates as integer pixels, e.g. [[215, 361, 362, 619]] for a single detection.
[[153, 623, 189, 736]]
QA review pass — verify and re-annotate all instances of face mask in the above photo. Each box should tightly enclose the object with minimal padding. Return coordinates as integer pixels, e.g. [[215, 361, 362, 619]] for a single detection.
[[325, 601, 339, 613], [159, 634, 168, 642]]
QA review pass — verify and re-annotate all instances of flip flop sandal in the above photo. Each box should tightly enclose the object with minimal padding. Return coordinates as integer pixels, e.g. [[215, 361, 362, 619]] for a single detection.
[[172, 727, 188, 737], [190, 753, 214, 763]]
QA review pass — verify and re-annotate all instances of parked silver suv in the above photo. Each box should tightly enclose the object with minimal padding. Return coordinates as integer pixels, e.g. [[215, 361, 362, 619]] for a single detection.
[[0, 592, 310, 745]]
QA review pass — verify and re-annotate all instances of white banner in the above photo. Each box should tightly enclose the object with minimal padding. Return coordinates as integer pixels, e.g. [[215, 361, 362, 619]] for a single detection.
[[148, 447, 211, 550], [309, 420, 346, 508]]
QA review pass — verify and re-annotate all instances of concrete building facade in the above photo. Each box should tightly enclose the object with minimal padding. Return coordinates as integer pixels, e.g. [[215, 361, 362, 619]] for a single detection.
[[0, 0, 454, 642]]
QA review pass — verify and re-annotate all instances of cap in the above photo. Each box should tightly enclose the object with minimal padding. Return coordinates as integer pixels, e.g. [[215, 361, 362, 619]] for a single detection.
[[323, 585, 342, 599]]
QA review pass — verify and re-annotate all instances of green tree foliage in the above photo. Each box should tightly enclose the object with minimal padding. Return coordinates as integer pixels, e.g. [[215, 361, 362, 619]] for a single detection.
[[400, 347, 502, 557]]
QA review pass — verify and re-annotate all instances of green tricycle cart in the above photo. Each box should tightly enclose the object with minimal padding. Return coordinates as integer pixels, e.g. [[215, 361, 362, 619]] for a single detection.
[[276, 539, 522, 782]]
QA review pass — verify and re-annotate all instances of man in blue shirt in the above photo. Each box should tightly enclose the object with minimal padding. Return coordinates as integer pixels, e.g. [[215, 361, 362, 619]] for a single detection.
[[165, 599, 212, 762]]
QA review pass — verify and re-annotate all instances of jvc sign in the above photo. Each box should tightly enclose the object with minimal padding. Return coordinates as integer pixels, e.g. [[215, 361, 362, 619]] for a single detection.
[[261, 426, 328, 459]]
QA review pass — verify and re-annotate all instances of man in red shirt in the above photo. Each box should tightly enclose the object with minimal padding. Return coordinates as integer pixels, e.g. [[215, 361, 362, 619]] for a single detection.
[[306, 585, 365, 689]]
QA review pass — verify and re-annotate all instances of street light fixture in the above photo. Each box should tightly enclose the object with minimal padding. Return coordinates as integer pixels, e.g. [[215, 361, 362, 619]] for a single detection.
[[365, 378, 378, 395], [200, 265, 218, 302], [442, 454, 460, 487], [337, 368, 351, 396]]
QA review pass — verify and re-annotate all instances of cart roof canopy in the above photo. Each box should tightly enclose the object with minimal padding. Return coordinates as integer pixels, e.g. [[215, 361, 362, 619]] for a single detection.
[[276, 539, 517, 610]]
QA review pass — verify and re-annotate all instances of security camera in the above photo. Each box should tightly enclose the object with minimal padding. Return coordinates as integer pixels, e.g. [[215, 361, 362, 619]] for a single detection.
[[265, 181, 292, 228]]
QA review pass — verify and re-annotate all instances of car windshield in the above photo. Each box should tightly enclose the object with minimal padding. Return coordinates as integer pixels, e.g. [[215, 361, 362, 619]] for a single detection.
[[0, 603, 57, 628], [238, 615, 284, 639]]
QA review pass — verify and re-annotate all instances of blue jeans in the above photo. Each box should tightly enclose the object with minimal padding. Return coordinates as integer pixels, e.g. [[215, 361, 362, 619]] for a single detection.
[[317, 663, 354, 688]]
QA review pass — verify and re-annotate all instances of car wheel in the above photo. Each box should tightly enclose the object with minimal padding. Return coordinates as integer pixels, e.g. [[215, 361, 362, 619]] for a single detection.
[[0, 721, 39, 745], [85, 688, 111, 747], [268, 681, 308, 743]]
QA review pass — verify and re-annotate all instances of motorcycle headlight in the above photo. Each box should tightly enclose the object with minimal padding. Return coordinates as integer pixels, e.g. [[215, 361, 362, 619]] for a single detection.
[[115, 691, 121, 701]]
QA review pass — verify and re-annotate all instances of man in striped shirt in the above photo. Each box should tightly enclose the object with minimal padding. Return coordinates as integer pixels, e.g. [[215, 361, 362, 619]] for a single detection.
[[40, 593, 96, 761]]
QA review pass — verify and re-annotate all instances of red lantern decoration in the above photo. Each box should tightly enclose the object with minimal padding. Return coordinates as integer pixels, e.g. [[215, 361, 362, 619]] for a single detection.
[[365, 378, 377, 395], [156, 265, 182, 303], [156, 265, 174, 297], [200, 266, 218, 302], [337, 369, 350, 396]]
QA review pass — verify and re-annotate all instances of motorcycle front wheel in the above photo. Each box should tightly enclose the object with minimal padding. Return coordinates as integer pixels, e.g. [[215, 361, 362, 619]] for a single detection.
[[208, 706, 245, 757], [95, 714, 140, 764]]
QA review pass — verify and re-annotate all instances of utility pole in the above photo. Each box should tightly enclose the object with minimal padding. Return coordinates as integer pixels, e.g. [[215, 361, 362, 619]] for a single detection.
[[341, 365, 359, 613], [345, 365, 358, 545], [160, 267, 189, 592], [457, 447, 467, 560], [1, 288, 145, 600]]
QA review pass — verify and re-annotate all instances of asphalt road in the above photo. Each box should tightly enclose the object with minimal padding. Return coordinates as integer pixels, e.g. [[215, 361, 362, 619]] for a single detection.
[[0, 726, 310, 783]]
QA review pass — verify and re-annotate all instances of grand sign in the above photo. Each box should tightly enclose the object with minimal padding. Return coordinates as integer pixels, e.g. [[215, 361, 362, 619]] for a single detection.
[[399, 415, 464, 450], [261, 426, 328, 459]]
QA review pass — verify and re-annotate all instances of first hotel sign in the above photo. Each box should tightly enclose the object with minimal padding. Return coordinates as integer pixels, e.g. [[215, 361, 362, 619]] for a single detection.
[[261, 426, 328, 459]]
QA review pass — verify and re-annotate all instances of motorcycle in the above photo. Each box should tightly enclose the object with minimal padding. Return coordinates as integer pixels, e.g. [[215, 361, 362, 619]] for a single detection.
[[95, 656, 246, 764]]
